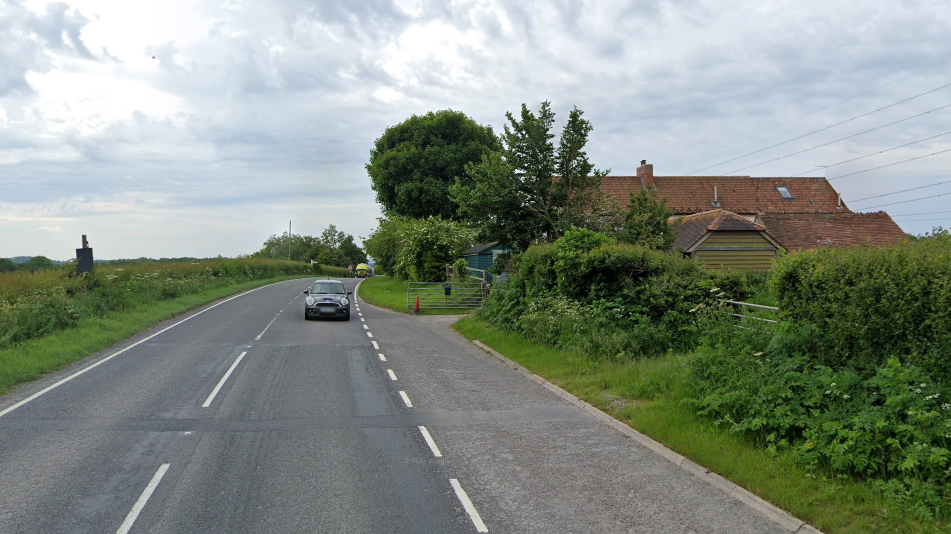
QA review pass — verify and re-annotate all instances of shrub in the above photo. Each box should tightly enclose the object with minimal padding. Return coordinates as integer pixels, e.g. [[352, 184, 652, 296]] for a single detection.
[[772, 232, 951, 379], [392, 217, 473, 282]]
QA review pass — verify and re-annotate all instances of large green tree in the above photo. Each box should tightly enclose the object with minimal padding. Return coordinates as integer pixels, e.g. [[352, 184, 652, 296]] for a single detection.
[[450, 102, 608, 249], [619, 188, 676, 251], [252, 225, 365, 267], [367, 110, 501, 220]]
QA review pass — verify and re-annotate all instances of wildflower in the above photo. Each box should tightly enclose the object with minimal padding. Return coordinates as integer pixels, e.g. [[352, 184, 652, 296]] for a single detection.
[[942, 403, 950, 411], [843, 394, 851, 400]]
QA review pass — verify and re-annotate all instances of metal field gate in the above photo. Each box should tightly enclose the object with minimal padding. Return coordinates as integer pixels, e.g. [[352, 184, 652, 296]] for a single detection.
[[406, 282, 487, 310]]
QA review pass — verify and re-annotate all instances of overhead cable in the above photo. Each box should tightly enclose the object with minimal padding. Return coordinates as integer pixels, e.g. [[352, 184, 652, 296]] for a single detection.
[[826, 148, 951, 181], [890, 209, 951, 217], [716, 103, 951, 175], [676, 59, 951, 170], [859, 190, 951, 210], [790, 130, 951, 176], [684, 80, 951, 175], [847, 179, 951, 203]]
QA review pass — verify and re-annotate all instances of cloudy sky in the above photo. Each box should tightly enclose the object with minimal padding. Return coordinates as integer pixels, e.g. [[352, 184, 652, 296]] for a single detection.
[[2, 0, 950, 260]]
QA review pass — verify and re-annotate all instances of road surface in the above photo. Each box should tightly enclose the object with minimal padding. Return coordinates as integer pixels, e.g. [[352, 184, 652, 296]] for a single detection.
[[0, 277, 789, 533]]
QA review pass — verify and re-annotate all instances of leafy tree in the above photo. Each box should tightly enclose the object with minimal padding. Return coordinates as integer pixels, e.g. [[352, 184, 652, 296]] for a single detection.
[[20, 256, 57, 271], [367, 110, 501, 220], [619, 188, 676, 251], [320, 224, 345, 249], [0, 258, 19, 272], [450, 101, 608, 249], [363, 218, 411, 276], [338, 234, 368, 266], [393, 217, 473, 282]]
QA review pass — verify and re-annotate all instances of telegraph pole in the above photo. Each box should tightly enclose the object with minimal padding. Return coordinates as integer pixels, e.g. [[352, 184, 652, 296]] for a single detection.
[[288, 220, 292, 260]]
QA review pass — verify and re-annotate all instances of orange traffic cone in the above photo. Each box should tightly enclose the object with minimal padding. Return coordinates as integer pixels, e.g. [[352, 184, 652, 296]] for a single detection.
[[413, 296, 420, 314]]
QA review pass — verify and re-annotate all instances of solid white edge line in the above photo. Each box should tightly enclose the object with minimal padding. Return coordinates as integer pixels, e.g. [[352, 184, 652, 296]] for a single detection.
[[387, 369, 397, 381], [450, 479, 488, 532], [255, 316, 278, 340], [0, 281, 290, 419], [400, 391, 413, 408], [371, 341, 379, 349], [418, 426, 441, 456], [378, 353, 387, 361], [116, 463, 170, 534], [202, 351, 248, 407]]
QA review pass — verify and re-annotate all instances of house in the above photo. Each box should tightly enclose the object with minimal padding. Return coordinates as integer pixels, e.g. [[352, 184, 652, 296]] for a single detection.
[[757, 212, 909, 252], [669, 210, 782, 271], [602, 160, 907, 255]]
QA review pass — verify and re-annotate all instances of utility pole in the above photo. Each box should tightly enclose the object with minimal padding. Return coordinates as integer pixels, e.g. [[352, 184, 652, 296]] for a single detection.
[[288, 220, 292, 260]]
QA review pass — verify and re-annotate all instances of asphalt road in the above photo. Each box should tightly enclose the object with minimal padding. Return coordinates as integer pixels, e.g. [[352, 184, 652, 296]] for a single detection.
[[0, 277, 790, 533]]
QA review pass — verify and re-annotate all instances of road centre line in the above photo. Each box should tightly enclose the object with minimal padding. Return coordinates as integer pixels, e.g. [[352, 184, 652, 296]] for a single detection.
[[363, 324, 368, 330], [360, 318, 365, 322], [371, 341, 379, 349], [418, 426, 441, 457], [387, 369, 397, 381], [367, 332, 374, 338], [0, 281, 287, 419], [255, 316, 278, 340], [116, 463, 170, 534], [202, 351, 248, 407], [378, 353, 387, 361], [400, 391, 413, 407], [358, 313, 363, 317], [450, 479, 488, 532]]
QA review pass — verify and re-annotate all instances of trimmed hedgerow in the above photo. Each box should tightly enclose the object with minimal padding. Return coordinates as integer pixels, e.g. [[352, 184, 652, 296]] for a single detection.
[[772, 229, 951, 378]]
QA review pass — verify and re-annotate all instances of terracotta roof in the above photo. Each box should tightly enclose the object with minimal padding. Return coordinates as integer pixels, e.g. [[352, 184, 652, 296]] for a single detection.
[[601, 176, 848, 214], [758, 212, 909, 252], [669, 209, 772, 251]]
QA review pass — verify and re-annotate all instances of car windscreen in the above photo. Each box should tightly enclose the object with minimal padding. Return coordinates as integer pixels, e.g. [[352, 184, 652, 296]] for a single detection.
[[312, 283, 346, 294]]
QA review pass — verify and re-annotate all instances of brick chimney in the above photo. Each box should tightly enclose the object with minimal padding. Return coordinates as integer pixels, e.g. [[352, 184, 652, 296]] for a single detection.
[[636, 160, 654, 189]]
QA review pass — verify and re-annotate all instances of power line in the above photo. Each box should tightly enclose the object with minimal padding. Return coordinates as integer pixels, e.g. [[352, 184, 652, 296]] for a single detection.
[[859, 190, 951, 210], [891, 209, 951, 217], [827, 148, 951, 181], [684, 80, 951, 175], [892, 217, 950, 222], [677, 59, 951, 171], [790, 130, 951, 176], [847, 179, 951, 203], [717, 103, 951, 175]]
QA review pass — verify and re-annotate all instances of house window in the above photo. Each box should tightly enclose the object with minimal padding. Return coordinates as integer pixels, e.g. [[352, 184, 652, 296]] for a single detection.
[[776, 186, 793, 200]]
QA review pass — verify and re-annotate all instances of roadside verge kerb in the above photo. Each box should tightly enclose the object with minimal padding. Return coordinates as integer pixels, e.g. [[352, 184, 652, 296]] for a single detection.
[[468, 339, 824, 534]]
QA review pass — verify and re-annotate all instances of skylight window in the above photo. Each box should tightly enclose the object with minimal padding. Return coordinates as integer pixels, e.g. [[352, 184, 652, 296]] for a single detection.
[[777, 186, 794, 200]]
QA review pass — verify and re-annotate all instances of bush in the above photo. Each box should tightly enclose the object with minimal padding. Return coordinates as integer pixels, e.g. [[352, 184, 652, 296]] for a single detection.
[[480, 230, 716, 358], [772, 230, 951, 379], [392, 217, 473, 282], [690, 304, 951, 520]]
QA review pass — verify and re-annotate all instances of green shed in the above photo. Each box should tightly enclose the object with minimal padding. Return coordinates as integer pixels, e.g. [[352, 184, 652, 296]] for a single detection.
[[461, 242, 511, 281], [669, 210, 782, 271]]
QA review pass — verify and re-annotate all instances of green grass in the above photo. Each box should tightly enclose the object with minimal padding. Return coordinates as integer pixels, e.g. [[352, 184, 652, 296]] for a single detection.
[[452, 316, 946, 534], [0, 275, 311, 395], [357, 276, 476, 315]]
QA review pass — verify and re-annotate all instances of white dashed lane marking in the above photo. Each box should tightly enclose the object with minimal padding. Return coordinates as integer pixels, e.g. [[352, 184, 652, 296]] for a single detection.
[[450, 479, 489, 532], [387, 369, 397, 381], [419, 426, 441, 457], [400, 391, 413, 408], [378, 353, 386, 362]]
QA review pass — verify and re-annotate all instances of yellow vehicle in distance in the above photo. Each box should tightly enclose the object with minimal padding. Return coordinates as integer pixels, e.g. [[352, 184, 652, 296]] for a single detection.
[[354, 263, 372, 278]]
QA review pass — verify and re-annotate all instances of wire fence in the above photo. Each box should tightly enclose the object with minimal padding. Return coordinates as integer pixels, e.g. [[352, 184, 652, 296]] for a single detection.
[[717, 299, 779, 333]]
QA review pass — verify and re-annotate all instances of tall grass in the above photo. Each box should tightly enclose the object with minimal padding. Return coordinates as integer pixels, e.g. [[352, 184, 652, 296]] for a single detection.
[[0, 258, 320, 349]]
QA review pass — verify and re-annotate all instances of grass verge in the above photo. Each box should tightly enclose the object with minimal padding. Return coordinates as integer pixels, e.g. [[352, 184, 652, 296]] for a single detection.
[[358, 276, 476, 315], [0, 275, 311, 396], [451, 316, 943, 534]]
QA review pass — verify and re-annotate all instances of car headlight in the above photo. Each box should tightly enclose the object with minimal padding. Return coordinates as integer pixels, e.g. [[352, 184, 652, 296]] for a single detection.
[[305, 296, 315, 306], [341, 297, 349, 306]]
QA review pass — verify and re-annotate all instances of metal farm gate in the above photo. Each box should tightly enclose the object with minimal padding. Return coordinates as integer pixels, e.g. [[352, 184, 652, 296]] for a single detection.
[[406, 282, 487, 310]]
